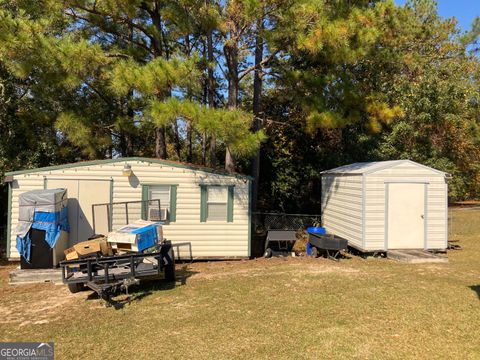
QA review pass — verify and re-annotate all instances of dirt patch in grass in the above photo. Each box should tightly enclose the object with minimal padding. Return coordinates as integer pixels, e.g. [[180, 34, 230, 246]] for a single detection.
[[0, 281, 86, 327], [186, 256, 361, 281]]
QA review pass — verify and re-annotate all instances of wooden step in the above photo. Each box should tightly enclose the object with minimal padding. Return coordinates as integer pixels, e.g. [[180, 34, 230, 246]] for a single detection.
[[9, 268, 63, 285], [387, 250, 448, 263]]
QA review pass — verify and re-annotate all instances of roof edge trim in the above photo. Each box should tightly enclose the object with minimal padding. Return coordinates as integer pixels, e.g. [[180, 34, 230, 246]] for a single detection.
[[5, 157, 253, 180]]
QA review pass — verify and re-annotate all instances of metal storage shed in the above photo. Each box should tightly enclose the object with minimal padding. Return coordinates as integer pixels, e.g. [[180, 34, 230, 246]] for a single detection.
[[4, 157, 252, 260], [320, 160, 449, 252]]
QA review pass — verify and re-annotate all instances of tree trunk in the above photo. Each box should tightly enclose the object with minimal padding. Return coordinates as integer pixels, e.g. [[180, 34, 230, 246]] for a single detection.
[[224, 34, 239, 173], [149, 3, 169, 160], [119, 133, 127, 157], [173, 120, 181, 159], [124, 131, 134, 156], [201, 38, 208, 166], [155, 126, 167, 159], [209, 135, 217, 168], [207, 17, 217, 168], [186, 121, 193, 163], [184, 33, 193, 163], [225, 147, 234, 172], [202, 132, 207, 165], [125, 25, 135, 157], [126, 98, 135, 156], [251, 17, 264, 210]]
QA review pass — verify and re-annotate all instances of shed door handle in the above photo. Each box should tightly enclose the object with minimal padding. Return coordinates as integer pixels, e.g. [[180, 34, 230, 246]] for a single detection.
[[421, 215, 424, 219]]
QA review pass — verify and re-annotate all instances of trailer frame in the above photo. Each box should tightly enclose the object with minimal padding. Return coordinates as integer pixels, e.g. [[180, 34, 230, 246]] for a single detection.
[[60, 241, 175, 306]]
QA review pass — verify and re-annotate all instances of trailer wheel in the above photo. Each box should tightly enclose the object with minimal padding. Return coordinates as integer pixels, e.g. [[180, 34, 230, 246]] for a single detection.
[[263, 248, 273, 258], [67, 283, 84, 294], [164, 249, 176, 282], [310, 247, 318, 258]]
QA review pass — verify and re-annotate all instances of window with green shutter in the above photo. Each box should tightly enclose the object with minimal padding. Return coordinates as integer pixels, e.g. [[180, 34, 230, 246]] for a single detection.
[[200, 185, 234, 222], [141, 184, 177, 222]]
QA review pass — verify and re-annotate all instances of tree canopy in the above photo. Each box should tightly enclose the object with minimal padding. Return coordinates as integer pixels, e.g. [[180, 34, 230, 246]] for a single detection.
[[0, 0, 479, 214]]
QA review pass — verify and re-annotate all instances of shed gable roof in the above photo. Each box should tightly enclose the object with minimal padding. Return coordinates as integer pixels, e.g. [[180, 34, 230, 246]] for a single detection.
[[321, 160, 447, 176], [5, 157, 253, 180]]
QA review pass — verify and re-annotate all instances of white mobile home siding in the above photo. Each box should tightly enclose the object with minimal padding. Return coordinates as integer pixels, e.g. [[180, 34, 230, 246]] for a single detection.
[[321, 160, 448, 252], [7, 159, 251, 260]]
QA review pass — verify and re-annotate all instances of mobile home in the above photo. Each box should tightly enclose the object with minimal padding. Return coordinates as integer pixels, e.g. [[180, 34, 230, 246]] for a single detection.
[[5, 157, 252, 260]]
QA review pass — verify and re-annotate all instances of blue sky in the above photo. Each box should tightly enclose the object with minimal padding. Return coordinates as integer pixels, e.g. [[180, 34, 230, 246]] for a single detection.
[[395, 0, 479, 32]]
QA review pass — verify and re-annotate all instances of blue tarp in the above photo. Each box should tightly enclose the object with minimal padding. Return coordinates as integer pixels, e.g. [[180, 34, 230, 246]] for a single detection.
[[16, 208, 69, 262]]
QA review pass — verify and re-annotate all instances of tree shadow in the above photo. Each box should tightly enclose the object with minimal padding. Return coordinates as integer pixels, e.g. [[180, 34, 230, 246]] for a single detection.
[[469, 285, 480, 300], [84, 264, 199, 309]]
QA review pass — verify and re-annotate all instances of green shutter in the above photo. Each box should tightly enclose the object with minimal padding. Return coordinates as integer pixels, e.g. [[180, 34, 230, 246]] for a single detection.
[[169, 185, 177, 222], [200, 185, 207, 222], [141, 185, 149, 220], [227, 185, 234, 222]]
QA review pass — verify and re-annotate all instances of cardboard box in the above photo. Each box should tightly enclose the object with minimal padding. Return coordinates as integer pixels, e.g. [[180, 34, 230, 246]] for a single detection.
[[64, 246, 78, 261], [63, 238, 113, 260], [74, 240, 101, 256]]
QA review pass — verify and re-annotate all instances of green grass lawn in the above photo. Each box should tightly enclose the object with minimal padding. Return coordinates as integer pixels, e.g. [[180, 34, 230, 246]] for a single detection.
[[0, 208, 479, 359]]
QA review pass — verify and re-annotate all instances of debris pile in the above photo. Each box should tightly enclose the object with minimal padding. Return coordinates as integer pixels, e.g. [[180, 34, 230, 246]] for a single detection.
[[64, 220, 163, 259]]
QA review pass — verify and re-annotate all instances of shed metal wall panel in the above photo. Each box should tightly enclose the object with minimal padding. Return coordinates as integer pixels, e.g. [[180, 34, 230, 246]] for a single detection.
[[8, 160, 250, 259], [321, 175, 363, 248]]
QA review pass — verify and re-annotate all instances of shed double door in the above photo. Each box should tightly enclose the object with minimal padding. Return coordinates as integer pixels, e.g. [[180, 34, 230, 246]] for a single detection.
[[47, 179, 111, 246], [387, 183, 426, 249]]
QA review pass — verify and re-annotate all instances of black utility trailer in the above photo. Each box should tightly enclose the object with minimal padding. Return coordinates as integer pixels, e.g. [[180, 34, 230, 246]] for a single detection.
[[60, 241, 175, 306], [263, 230, 298, 257], [308, 233, 348, 261]]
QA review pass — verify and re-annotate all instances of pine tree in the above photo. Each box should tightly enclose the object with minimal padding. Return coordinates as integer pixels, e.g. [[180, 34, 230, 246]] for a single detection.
[[0, 0, 264, 168]]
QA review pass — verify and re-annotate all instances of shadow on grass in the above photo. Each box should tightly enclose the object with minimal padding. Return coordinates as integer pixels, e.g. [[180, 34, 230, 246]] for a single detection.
[[314, 250, 352, 261], [84, 264, 199, 309], [469, 285, 480, 300]]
